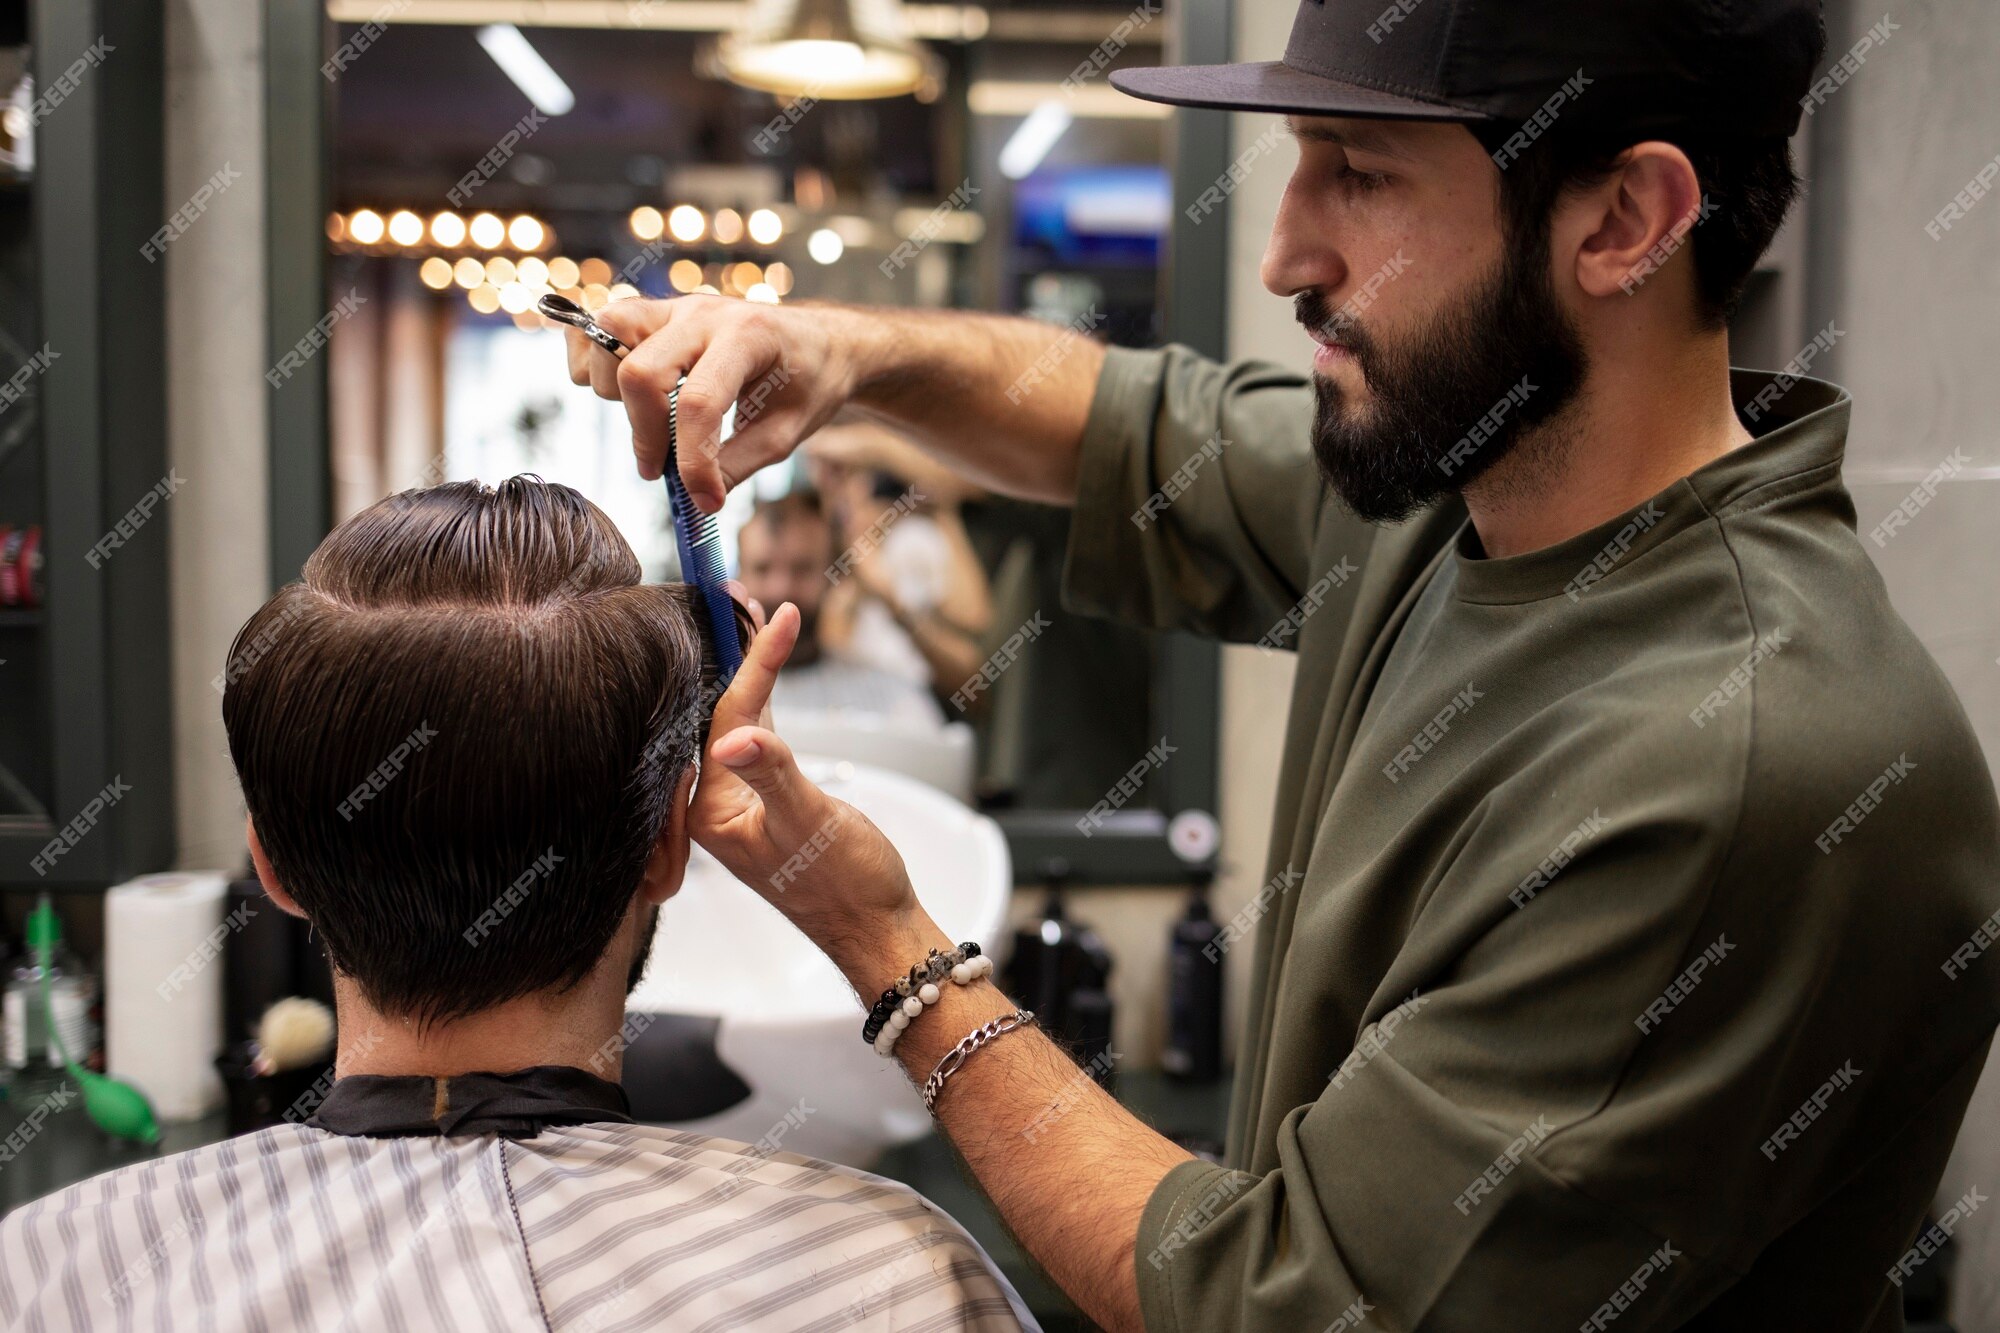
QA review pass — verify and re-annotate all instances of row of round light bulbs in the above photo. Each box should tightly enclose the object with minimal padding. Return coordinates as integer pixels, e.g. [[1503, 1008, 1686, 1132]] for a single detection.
[[630, 204, 785, 247], [331, 208, 550, 253], [631, 205, 886, 269], [413, 253, 797, 296], [417, 253, 797, 325], [334, 206, 812, 263]]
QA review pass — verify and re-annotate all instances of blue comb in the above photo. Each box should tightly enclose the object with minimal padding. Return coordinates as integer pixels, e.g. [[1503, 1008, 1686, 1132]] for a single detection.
[[666, 384, 743, 684], [537, 292, 742, 686]]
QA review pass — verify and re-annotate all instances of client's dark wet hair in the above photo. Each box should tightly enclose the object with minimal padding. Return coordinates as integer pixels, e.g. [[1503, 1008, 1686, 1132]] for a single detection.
[[221, 476, 748, 1027]]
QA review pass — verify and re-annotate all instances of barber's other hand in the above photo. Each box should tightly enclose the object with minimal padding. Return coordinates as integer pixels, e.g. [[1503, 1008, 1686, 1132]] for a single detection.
[[689, 602, 922, 942], [564, 294, 871, 511]]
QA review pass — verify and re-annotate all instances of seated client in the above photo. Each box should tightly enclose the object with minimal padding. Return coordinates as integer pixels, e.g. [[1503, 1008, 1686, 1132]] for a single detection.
[[0, 478, 1033, 1332]]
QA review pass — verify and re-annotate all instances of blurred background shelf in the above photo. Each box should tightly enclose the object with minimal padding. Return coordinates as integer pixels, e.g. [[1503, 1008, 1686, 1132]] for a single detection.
[[0, 0, 173, 892]]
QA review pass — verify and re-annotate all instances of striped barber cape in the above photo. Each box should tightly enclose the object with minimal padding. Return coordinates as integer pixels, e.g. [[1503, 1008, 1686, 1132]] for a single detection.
[[0, 1118, 1038, 1332]]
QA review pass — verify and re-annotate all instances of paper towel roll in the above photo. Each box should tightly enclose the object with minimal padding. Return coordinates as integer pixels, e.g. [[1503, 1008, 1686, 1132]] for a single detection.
[[105, 871, 230, 1121]]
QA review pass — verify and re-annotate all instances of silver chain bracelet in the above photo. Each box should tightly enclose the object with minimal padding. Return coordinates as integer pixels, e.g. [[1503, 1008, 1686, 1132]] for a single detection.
[[921, 1008, 1036, 1115]]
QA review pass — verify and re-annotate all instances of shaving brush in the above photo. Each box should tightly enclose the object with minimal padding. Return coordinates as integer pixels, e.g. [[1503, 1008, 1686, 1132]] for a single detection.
[[250, 997, 336, 1077]]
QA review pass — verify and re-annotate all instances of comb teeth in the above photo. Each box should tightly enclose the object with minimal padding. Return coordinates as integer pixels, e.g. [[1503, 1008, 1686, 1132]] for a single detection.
[[666, 387, 744, 683], [697, 580, 743, 676]]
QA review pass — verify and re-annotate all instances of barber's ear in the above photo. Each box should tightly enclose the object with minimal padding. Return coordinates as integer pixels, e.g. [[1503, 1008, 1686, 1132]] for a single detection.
[[640, 768, 698, 906], [245, 815, 309, 919], [1568, 141, 1706, 304]]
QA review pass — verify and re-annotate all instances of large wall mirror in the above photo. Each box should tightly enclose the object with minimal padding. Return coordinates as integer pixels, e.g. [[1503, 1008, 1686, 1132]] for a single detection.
[[267, 0, 1228, 884]]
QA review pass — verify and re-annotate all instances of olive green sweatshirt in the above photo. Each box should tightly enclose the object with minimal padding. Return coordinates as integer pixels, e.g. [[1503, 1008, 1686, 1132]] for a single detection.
[[1063, 345, 2000, 1332]]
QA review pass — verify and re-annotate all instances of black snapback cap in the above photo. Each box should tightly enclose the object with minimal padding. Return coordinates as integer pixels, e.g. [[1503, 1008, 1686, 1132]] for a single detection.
[[1112, 0, 1826, 141]]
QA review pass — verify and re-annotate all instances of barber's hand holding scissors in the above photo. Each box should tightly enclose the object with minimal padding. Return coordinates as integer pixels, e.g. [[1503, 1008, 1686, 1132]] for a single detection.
[[565, 293, 1101, 512], [565, 294, 872, 509]]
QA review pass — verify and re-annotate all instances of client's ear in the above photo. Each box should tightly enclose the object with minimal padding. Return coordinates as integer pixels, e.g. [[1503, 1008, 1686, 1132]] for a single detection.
[[639, 768, 699, 906], [245, 815, 309, 919]]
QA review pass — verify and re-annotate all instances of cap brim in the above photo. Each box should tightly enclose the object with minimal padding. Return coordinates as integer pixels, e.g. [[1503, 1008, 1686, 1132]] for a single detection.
[[1111, 61, 1489, 123]]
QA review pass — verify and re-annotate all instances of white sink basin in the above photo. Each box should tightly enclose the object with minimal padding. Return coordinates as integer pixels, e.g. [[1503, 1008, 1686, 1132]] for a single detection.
[[625, 755, 1012, 1166]]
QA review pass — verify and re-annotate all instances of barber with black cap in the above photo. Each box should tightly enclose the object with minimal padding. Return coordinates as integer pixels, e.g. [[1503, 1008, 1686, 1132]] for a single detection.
[[566, 2, 2000, 1328]]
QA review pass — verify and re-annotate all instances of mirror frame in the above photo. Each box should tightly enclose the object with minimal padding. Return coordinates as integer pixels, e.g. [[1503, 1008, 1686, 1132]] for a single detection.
[[994, 1, 1231, 886], [262, 0, 1229, 887]]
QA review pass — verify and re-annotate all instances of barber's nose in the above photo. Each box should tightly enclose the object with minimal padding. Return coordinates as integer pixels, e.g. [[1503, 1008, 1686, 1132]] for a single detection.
[[1262, 168, 1347, 300]]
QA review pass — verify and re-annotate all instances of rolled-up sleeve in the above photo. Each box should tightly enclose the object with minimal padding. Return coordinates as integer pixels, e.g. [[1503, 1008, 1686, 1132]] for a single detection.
[[1062, 343, 1338, 645]]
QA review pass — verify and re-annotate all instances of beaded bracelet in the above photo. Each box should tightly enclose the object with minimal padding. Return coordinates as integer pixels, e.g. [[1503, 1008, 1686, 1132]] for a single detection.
[[863, 942, 992, 1056], [870, 946, 994, 1057], [862, 942, 984, 1042]]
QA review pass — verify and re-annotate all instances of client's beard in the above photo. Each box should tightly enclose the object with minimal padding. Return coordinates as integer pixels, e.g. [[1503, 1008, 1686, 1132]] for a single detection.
[[1300, 236, 1589, 524], [624, 904, 661, 995]]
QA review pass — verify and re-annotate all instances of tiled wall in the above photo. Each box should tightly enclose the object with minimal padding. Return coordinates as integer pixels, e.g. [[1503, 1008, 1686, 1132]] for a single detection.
[[1808, 1, 2000, 1323]]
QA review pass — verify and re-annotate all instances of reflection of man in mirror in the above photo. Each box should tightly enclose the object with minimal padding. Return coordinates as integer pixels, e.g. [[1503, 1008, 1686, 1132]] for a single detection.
[[805, 422, 996, 701], [735, 490, 944, 731]]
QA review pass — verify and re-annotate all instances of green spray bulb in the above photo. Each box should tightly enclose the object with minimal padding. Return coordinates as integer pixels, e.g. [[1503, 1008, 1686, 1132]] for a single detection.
[[29, 896, 159, 1145]]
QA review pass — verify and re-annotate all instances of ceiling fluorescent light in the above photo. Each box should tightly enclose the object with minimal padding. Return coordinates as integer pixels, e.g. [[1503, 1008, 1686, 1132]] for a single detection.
[[476, 23, 576, 116], [967, 80, 1171, 119], [326, 2, 991, 42], [998, 100, 1072, 180]]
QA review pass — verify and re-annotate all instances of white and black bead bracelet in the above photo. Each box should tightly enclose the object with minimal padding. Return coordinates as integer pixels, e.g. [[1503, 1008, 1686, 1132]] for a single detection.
[[864, 943, 993, 1057]]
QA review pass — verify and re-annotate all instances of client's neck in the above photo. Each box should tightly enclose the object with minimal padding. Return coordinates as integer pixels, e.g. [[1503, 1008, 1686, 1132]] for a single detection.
[[332, 968, 633, 1083]]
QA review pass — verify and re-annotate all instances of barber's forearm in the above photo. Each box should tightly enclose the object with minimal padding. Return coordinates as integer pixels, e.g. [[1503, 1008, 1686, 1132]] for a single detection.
[[838, 307, 1105, 506], [825, 913, 1194, 1333]]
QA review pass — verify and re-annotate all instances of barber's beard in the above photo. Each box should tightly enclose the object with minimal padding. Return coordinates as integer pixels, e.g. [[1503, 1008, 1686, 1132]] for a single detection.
[[1301, 238, 1588, 525]]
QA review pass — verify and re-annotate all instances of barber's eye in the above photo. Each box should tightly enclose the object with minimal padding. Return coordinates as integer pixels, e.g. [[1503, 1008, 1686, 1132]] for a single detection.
[[1337, 164, 1391, 192]]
